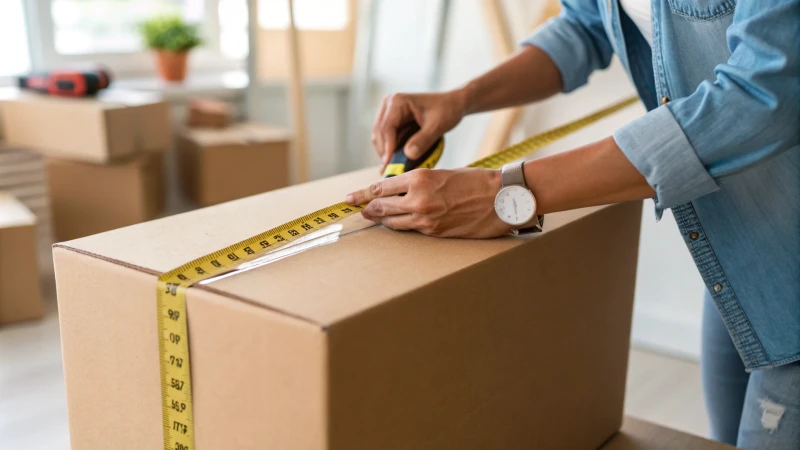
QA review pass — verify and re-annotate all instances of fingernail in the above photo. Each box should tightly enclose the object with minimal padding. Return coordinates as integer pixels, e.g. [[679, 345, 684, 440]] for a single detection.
[[408, 145, 419, 157], [345, 194, 355, 204]]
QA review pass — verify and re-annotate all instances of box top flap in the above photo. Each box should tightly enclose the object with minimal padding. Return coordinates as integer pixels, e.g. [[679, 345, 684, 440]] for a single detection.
[[57, 167, 615, 326], [183, 123, 291, 146], [0, 87, 165, 110], [0, 191, 36, 228]]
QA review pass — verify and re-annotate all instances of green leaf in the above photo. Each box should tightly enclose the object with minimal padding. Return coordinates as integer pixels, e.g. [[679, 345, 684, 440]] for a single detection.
[[138, 15, 203, 52]]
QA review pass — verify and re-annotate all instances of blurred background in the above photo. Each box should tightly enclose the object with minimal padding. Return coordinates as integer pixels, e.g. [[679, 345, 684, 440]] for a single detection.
[[0, 1, 707, 448]]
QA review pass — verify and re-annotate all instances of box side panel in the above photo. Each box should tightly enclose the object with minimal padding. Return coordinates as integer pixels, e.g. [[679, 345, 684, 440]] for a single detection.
[[140, 151, 166, 220], [4, 100, 110, 162], [0, 224, 43, 324], [199, 142, 290, 206], [54, 247, 327, 450], [264, 141, 291, 191], [103, 107, 137, 161], [0, 100, 5, 139], [136, 102, 173, 151], [188, 288, 328, 450], [54, 247, 162, 449], [47, 157, 149, 241], [176, 136, 202, 205], [202, 145, 250, 206], [328, 201, 643, 450], [198, 145, 225, 207]]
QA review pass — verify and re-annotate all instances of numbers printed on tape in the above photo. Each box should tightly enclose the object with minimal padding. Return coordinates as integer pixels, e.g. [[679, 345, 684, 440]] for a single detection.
[[155, 97, 639, 450]]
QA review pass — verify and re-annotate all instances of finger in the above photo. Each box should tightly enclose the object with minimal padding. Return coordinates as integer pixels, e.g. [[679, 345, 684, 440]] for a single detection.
[[404, 123, 441, 160], [345, 173, 412, 205], [379, 97, 409, 165], [372, 99, 388, 157], [363, 195, 413, 218], [377, 214, 415, 231]]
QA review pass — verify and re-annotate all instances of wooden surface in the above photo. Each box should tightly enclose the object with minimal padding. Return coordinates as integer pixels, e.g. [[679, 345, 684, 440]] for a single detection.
[[285, 0, 310, 183], [0, 281, 710, 449], [603, 418, 736, 449]]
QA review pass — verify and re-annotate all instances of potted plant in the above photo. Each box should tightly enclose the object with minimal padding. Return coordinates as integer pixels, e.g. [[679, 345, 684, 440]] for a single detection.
[[139, 15, 203, 82]]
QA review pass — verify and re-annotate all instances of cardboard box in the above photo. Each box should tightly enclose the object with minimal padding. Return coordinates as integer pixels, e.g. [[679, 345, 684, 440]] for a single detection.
[[0, 192, 43, 324], [0, 148, 55, 274], [177, 123, 290, 206], [186, 98, 232, 128], [0, 88, 171, 163], [47, 151, 165, 241], [602, 417, 738, 449], [53, 168, 643, 449]]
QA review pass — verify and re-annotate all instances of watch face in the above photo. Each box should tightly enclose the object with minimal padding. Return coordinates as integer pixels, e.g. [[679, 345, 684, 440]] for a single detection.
[[494, 186, 536, 226]]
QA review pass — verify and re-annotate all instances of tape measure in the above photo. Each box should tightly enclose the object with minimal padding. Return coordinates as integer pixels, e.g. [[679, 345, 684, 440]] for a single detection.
[[156, 96, 639, 450], [382, 122, 445, 177]]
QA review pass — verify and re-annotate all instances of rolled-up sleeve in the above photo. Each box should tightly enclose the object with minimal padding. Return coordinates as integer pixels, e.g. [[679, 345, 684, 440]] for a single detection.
[[614, 0, 799, 209], [522, 1, 614, 93], [614, 107, 719, 208]]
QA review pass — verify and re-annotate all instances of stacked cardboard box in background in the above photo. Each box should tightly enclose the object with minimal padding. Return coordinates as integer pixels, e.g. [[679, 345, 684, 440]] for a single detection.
[[177, 122, 291, 206], [0, 192, 43, 324], [0, 88, 171, 242], [47, 151, 165, 241], [186, 98, 232, 129], [0, 89, 171, 163], [0, 148, 54, 275]]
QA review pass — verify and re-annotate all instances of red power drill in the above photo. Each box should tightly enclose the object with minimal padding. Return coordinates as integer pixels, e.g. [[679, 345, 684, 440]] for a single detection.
[[18, 68, 112, 97]]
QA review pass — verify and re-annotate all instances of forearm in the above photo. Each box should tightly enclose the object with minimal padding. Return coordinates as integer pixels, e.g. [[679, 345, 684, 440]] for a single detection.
[[456, 45, 563, 115], [523, 136, 655, 214]]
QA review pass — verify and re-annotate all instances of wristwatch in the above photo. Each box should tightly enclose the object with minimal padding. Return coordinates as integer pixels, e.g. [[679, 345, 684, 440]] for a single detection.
[[494, 161, 544, 235]]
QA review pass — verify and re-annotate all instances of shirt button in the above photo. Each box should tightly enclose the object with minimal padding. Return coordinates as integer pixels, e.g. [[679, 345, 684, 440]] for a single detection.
[[713, 283, 723, 292], [689, 232, 699, 240], [661, 96, 670, 105]]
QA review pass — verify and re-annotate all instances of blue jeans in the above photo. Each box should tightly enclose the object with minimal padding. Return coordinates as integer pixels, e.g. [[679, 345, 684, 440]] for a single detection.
[[701, 290, 800, 449]]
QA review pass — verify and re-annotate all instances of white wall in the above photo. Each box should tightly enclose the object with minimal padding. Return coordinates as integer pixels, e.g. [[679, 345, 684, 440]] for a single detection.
[[369, 0, 706, 360]]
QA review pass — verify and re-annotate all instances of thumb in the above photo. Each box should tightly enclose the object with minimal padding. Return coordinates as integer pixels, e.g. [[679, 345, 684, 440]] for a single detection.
[[404, 124, 441, 160]]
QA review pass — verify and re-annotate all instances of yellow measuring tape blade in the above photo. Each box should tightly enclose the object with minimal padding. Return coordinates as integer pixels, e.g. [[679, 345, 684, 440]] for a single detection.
[[156, 95, 638, 450]]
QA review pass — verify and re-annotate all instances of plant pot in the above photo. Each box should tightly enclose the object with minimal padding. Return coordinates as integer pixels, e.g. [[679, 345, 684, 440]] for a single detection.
[[155, 50, 189, 82]]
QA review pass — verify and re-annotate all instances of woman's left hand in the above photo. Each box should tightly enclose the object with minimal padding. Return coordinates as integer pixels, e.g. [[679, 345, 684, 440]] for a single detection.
[[345, 168, 512, 238]]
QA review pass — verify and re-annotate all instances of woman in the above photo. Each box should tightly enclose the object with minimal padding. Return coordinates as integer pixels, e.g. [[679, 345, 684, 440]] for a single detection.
[[345, 1, 799, 448]]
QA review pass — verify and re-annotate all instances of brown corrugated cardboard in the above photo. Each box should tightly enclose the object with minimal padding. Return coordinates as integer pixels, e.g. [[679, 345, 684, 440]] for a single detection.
[[0, 192, 43, 324], [54, 167, 643, 450], [47, 151, 165, 241], [100, 89, 173, 152], [0, 88, 171, 163], [0, 87, 18, 141], [186, 98, 232, 128], [602, 417, 739, 449], [0, 147, 55, 274], [177, 123, 290, 206]]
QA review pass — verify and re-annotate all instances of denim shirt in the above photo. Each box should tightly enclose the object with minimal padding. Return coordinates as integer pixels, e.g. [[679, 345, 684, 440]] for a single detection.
[[524, 0, 800, 370]]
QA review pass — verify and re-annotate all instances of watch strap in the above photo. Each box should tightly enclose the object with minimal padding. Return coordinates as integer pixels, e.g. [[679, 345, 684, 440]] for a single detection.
[[501, 161, 526, 187], [514, 215, 545, 235]]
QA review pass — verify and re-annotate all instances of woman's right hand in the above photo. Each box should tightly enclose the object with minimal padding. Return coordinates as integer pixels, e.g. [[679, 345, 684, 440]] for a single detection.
[[372, 89, 469, 172]]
